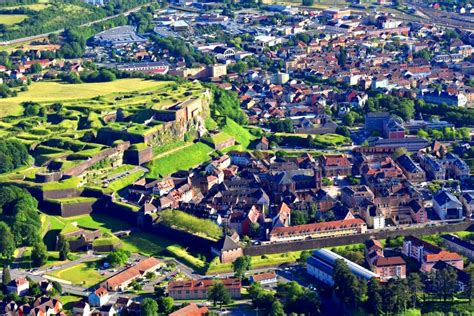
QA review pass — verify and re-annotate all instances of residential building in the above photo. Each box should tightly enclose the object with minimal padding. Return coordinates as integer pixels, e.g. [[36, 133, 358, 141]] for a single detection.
[[402, 235, 463, 272], [88, 287, 110, 307], [249, 272, 278, 287], [6, 278, 29, 296], [433, 190, 463, 220], [341, 185, 374, 208], [319, 154, 352, 177], [211, 234, 244, 264], [269, 218, 367, 242], [441, 234, 474, 261], [169, 303, 209, 316], [307, 249, 378, 286], [460, 190, 474, 217], [168, 278, 241, 300], [396, 154, 426, 183]]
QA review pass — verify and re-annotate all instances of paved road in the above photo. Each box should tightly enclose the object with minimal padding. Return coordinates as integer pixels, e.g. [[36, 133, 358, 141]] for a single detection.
[[0, 4, 150, 46]]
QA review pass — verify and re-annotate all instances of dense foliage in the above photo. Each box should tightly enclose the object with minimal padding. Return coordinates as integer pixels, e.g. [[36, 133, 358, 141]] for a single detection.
[[0, 140, 30, 173], [0, 185, 41, 260], [160, 210, 222, 240], [209, 86, 248, 125], [106, 249, 130, 267], [150, 35, 215, 66]]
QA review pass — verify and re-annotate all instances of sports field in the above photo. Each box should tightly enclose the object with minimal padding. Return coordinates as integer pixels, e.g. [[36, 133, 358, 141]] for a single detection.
[[0, 79, 169, 117]]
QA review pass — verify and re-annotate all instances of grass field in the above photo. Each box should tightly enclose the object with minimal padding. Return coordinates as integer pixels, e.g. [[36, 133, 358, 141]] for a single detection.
[[220, 118, 256, 151], [0, 14, 28, 25], [48, 260, 104, 287], [146, 142, 213, 178], [0, 79, 168, 117]]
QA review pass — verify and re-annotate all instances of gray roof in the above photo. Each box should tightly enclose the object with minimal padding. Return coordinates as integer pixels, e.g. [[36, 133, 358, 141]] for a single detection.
[[434, 190, 461, 207]]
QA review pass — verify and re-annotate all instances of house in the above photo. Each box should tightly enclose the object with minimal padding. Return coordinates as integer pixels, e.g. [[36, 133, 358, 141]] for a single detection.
[[211, 234, 243, 264], [433, 190, 463, 220], [341, 185, 374, 208], [460, 190, 474, 217], [7, 278, 29, 296], [88, 287, 110, 307], [272, 202, 291, 228], [441, 234, 474, 260], [168, 278, 241, 300], [255, 137, 270, 151], [72, 301, 91, 316], [99, 304, 116, 316], [249, 272, 278, 287], [269, 218, 367, 242], [38, 280, 53, 294], [396, 154, 426, 183], [319, 154, 352, 177], [360, 205, 385, 229], [32, 296, 63, 315], [101, 257, 161, 291], [365, 239, 406, 281], [402, 235, 463, 272], [169, 303, 209, 316], [307, 249, 377, 286], [114, 297, 133, 314]]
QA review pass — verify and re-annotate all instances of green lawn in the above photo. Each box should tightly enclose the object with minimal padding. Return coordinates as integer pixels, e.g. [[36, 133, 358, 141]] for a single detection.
[[146, 142, 213, 178], [60, 295, 82, 311], [0, 14, 28, 25], [121, 232, 171, 256], [166, 245, 207, 270], [220, 118, 256, 151], [47, 260, 104, 287], [0, 79, 169, 117]]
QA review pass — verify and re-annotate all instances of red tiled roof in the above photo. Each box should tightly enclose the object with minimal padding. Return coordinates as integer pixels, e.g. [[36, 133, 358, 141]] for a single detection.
[[374, 256, 405, 267], [169, 303, 208, 316], [270, 219, 365, 237], [425, 250, 463, 263], [168, 278, 241, 292], [104, 257, 160, 288], [251, 271, 277, 282]]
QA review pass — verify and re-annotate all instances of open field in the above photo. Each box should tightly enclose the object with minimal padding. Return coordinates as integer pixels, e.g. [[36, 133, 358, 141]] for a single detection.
[[0, 14, 28, 25], [47, 260, 105, 287], [146, 142, 213, 178], [0, 79, 168, 117]]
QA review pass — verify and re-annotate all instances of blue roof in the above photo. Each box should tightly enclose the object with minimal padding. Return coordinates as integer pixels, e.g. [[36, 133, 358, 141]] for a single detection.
[[308, 249, 378, 281]]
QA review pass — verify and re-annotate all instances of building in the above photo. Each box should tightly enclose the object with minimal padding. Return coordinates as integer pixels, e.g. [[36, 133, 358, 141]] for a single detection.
[[319, 154, 352, 177], [72, 301, 91, 316], [323, 8, 351, 20], [441, 234, 474, 260], [360, 205, 385, 229], [369, 137, 430, 152], [6, 278, 29, 296], [169, 303, 209, 316], [168, 278, 241, 300], [101, 257, 161, 291], [307, 249, 378, 286], [396, 154, 426, 183], [341, 185, 374, 208], [365, 239, 406, 281], [269, 218, 367, 242], [402, 235, 463, 272], [211, 234, 244, 264], [364, 112, 390, 132], [88, 287, 110, 307], [433, 190, 463, 220], [460, 190, 474, 217], [94, 26, 146, 46], [420, 91, 468, 107], [249, 272, 278, 287]]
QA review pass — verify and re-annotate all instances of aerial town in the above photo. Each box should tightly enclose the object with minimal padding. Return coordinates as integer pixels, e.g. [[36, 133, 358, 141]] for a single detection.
[[0, 0, 473, 315]]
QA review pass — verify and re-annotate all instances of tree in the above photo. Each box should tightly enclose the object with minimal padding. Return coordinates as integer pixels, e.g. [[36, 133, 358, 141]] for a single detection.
[[367, 278, 382, 315], [302, 0, 315, 5], [106, 249, 130, 267], [140, 298, 158, 316], [298, 250, 312, 266], [432, 267, 458, 301], [208, 282, 231, 308], [30, 63, 43, 74], [466, 268, 474, 303], [270, 300, 285, 316], [57, 234, 70, 261], [333, 259, 365, 308], [335, 126, 350, 137], [233, 256, 251, 279], [0, 223, 15, 260], [249, 222, 260, 238], [338, 47, 347, 68], [291, 210, 308, 225], [2, 266, 11, 293], [31, 241, 48, 267], [408, 273, 424, 309], [157, 296, 174, 314]]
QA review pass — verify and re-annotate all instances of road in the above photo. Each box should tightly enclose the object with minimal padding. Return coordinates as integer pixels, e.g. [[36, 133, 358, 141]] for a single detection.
[[0, 4, 150, 46]]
